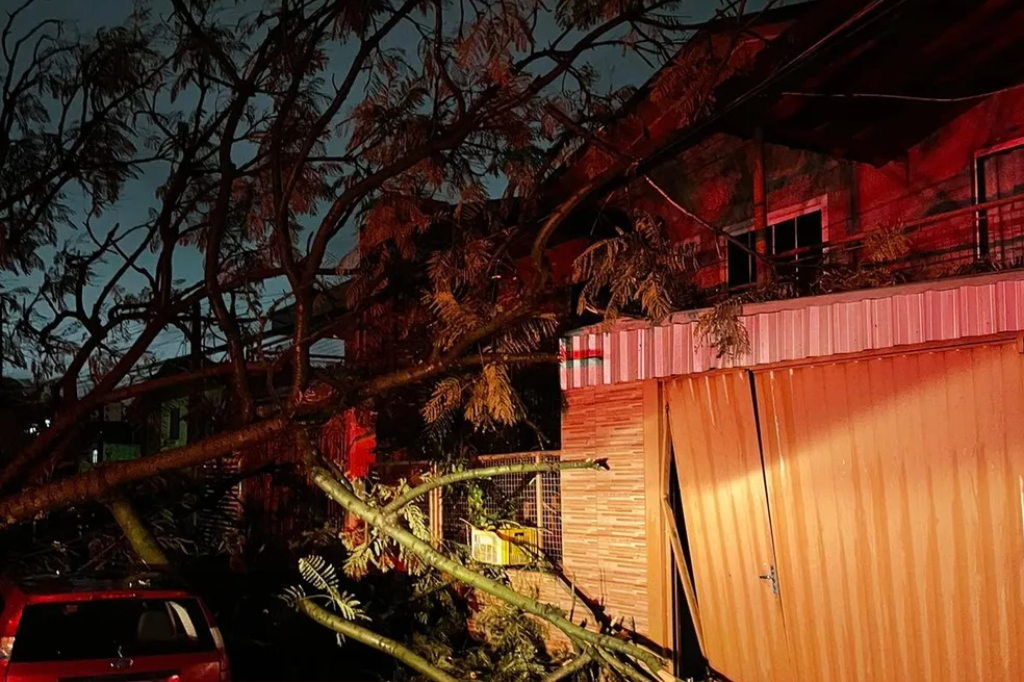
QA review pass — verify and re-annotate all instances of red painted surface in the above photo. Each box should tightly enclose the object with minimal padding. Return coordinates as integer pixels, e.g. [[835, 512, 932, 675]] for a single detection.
[[547, 11, 1024, 391], [0, 578, 228, 682], [341, 408, 376, 479], [550, 20, 791, 200], [514, 238, 588, 288], [570, 85, 1024, 292]]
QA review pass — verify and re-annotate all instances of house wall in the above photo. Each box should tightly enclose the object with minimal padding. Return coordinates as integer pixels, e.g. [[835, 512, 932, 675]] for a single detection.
[[548, 84, 1024, 664], [560, 382, 649, 635], [512, 381, 671, 651], [626, 88, 1024, 288]]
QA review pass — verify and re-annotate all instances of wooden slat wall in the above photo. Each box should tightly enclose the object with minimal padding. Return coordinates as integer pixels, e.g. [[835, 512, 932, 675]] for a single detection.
[[560, 382, 653, 637]]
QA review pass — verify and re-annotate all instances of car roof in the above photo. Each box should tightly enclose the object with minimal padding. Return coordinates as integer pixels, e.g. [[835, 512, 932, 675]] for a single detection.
[[2, 570, 193, 597]]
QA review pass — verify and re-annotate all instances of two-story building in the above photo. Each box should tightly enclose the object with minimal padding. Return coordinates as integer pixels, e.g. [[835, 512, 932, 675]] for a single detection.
[[541, 1, 1024, 681]]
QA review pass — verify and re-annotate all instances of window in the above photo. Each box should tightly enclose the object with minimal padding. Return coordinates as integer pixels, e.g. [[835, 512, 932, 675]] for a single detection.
[[726, 199, 827, 291], [727, 231, 758, 289], [771, 210, 825, 291], [11, 598, 215, 662], [975, 140, 1024, 259], [168, 405, 181, 442]]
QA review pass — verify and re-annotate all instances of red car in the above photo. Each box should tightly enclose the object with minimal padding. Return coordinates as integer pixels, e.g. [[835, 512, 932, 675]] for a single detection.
[[0, 571, 230, 682]]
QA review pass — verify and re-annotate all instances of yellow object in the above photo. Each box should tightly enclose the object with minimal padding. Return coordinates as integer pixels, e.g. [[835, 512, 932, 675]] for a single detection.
[[470, 525, 539, 566]]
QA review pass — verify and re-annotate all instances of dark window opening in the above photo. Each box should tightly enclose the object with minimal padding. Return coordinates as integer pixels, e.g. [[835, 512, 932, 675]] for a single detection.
[[727, 209, 824, 292], [11, 598, 215, 663], [168, 406, 181, 441], [96, 421, 140, 446], [727, 231, 758, 288]]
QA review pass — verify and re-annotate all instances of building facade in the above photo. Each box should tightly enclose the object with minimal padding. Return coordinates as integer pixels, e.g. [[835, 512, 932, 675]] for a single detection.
[[544, 2, 1024, 681]]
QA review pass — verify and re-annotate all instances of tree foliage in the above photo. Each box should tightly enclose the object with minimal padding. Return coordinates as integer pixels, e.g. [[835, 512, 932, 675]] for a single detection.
[[0, 0, 757, 678]]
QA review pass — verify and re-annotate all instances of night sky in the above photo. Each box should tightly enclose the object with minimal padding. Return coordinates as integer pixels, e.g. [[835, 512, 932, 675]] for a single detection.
[[3, 0, 780, 377]]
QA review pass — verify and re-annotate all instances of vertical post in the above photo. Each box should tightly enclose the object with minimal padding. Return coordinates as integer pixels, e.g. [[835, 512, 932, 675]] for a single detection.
[[644, 381, 673, 653], [0, 298, 5, 379], [751, 126, 771, 286], [429, 463, 443, 548], [534, 452, 545, 552], [188, 302, 203, 443]]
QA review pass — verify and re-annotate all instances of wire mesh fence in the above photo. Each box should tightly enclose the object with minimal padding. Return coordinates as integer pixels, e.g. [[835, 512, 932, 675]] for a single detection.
[[441, 452, 563, 565]]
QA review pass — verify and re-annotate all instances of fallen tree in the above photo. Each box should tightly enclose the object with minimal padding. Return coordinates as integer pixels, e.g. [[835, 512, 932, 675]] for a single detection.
[[0, 0, 757, 677]]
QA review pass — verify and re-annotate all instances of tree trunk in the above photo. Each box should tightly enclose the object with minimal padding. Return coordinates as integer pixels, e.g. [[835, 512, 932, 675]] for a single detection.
[[0, 362, 270, 493], [107, 495, 169, 567], [0, 416, 289, 526]]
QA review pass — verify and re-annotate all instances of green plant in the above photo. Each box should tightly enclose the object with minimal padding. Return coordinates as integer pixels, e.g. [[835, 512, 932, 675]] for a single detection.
[[694, 299, 749, 359], [281, 555, 370, 646], [573, 211, 700, 324]]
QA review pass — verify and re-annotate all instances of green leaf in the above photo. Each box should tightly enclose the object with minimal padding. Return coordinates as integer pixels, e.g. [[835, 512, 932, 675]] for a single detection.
[[299, 555, 340, 593]]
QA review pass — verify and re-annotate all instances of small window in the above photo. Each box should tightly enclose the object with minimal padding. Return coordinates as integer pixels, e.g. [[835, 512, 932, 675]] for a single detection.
[[727, 232, 759, 288], [727, 206, 825, 291], [774, 211, 824, 292], [168, 406, 181, 441]]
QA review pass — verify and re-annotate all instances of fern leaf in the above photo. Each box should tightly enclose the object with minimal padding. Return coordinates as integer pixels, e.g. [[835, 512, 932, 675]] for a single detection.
[[279, 584, 306, 606], [299, 555, 340, 593], [423, 377, 463, 423]]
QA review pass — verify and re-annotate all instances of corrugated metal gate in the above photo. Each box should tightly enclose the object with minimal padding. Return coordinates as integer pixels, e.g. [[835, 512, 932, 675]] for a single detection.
[[666, 373, 792, 682], [667, 340, 1024, 682]]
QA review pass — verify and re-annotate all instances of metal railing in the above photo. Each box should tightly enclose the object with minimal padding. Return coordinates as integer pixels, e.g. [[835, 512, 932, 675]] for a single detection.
[[696, 194, 1024, 302]]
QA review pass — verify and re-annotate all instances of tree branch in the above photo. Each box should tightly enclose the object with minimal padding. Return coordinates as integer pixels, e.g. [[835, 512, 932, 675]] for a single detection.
[[298, 600, 460, 682], [0, 416, 290, 526], [382, 458, 607, 520], [106, 494, 170, 567], [541, 651, 594, 682], [307, 462, 664, 673]]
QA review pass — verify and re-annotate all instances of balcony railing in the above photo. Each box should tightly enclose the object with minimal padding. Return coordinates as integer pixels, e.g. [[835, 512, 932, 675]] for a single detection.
[[698, 193, 1024, 303]]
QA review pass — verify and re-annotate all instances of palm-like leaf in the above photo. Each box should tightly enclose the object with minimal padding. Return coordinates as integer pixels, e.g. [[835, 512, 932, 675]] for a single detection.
[[299, 554, 340, 594]]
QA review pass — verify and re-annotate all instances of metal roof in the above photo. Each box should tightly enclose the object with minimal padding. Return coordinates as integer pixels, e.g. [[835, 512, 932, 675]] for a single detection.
[[560, 271, 1024, 391]]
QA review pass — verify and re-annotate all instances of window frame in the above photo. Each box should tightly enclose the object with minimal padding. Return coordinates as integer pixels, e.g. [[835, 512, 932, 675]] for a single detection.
[[972, 136, 1024, 258], [720, 195, 830, 289], [167, 405, 181, 442]]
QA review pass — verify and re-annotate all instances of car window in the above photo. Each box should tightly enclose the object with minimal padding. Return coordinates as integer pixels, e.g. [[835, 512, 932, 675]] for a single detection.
[[10, 597, 215, 662]]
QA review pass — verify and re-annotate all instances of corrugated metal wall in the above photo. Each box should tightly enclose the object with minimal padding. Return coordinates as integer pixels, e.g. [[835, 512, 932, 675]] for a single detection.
[[666, 372, 792, 682], [755, 341, 1024, 682], [562, 273, 1024, 391], [667, 340, 1024, 682]]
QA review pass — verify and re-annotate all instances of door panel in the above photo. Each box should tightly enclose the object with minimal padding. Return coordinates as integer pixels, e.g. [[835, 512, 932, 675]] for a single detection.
[[755, 343, 1024, 682], [666, 372, 792, 682]]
